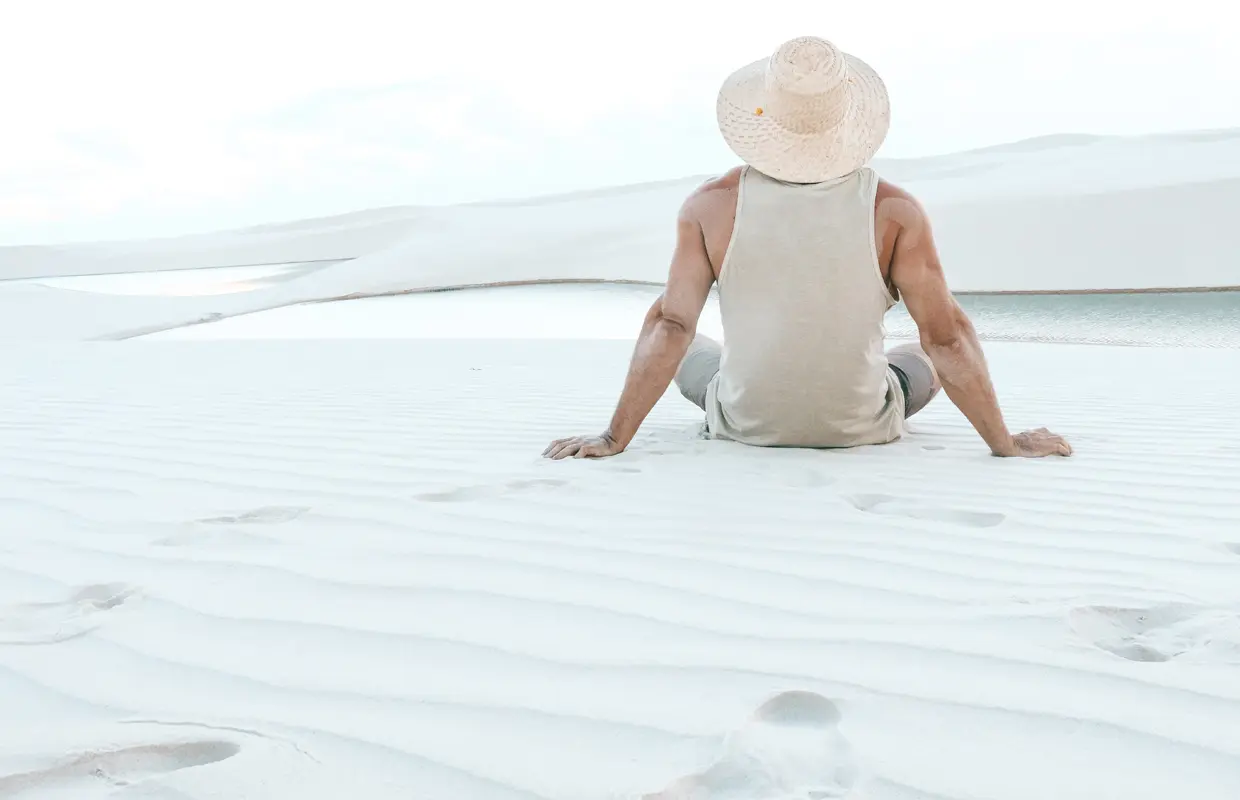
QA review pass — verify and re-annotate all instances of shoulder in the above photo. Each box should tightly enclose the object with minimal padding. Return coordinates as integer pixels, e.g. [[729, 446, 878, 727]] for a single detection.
[[693, 166, 743, 197], [875, 179, 926, 224], [875, 178, 933, 246], [679, 167, 744, 222]]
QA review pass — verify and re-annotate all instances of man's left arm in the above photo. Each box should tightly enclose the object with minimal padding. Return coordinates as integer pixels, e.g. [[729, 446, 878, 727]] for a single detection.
[[543, 200, 715, 459]]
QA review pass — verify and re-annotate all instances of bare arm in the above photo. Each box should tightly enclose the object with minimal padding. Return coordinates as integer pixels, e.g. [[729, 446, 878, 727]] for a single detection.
[[887, 189, 1070, 457], [544, 198, 715, 459], [603, 218, 713, 448]]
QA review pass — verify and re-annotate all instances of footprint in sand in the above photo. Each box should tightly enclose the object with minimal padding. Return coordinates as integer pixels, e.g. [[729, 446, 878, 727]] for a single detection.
[[196, 506, 310, 525], [415, 478, 568, 503], [154, 506, 310, 547], [845, 493, 1006, 529], [1069, 604, 1240, 664], [0, 740, 239, 795], [921, 444, 946, 451], [644, 691, 860, 799], [0, 584, 139, 645], [1224, 543, 1240, 556]]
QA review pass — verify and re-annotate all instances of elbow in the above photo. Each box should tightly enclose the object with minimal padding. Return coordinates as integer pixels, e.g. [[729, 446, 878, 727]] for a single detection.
[[648, 303, 695, 340], [655, 314, 695, 344], [920, 308, 973, 353]]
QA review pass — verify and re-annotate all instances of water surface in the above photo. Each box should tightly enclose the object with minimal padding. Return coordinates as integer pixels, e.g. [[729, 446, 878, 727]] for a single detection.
[[886, 291, 1240, 348], [146, 282, 1240, 347]]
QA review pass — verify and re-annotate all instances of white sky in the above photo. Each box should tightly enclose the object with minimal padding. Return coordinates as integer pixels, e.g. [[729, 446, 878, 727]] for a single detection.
[[1, 0, 1236, 245]]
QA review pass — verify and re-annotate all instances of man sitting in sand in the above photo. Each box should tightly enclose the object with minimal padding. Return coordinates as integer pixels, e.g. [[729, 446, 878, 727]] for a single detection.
[[544, 36, 1071, 460]]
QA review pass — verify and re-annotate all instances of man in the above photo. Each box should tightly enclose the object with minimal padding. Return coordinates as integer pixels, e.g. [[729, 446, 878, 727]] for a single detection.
[[544, 36, 1071, 460]]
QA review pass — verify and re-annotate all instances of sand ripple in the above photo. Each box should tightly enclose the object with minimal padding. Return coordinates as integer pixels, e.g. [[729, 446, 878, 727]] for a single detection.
[[2, 340, 1239, 799]]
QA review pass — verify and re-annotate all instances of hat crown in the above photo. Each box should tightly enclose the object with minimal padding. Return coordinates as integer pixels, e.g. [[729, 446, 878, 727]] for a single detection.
[[764, 37, 851, 134], [767, 37, 848, 96]]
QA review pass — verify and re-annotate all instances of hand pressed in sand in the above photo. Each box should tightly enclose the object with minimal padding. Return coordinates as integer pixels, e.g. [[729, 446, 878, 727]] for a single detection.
[[543, 433, 624, 460], [1006, 427, 1074, 457]]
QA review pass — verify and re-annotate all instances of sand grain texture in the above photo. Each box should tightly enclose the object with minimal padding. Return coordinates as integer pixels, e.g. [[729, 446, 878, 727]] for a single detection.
[[2, 340, 1239, 799]]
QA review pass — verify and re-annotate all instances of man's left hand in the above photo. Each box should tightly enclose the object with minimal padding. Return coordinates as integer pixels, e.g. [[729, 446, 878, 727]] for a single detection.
[[542, 433, 624, 460]]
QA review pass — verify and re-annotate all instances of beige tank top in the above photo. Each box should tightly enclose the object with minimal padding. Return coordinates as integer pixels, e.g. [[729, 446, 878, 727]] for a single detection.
[[704, 165, 906, 447]]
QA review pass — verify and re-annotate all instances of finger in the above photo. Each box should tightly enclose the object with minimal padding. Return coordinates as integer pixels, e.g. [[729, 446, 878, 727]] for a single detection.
[[549, 441, 581, 460], [573, 444, 602, 459], [542, 437, 571, 457], [1058, 440, 1073, 456]]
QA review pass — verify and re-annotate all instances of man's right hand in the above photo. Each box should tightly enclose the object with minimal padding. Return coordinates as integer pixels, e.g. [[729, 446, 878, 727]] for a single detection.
[[998, 428, 1073, 458]]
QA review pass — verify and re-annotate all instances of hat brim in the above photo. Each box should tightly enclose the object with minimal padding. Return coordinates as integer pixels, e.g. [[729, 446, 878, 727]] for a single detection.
[[716, 53, 890, 183]]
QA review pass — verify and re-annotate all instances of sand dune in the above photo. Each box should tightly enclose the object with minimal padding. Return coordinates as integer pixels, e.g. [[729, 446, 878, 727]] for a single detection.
[[2, 339, 1239, 799], [2, 127, 1240, 798], [1, 128, 1238, 342]]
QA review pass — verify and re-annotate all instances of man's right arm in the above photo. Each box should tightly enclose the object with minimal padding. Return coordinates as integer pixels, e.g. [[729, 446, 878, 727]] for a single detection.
[[885, 187, 1072, 458]]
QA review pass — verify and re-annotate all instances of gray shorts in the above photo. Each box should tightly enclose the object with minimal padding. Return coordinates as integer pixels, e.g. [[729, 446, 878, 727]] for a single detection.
[[674, 335, 939, 419]]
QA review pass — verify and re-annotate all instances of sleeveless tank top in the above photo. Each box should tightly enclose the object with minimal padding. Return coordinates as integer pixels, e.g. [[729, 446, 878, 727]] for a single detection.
[[704, 165, 906, 447]]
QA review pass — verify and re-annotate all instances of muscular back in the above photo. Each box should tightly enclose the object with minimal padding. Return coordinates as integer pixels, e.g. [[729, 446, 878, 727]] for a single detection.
[[687, 166, 909, 299]]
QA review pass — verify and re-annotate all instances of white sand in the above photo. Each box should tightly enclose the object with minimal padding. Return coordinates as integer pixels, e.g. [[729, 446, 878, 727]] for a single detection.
[[2, 340, 1239, 799], [2, 130, 1240, 798]]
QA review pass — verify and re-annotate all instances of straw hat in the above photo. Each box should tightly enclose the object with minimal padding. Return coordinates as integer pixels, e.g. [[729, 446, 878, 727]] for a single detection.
[[717, 36, 890, 183]]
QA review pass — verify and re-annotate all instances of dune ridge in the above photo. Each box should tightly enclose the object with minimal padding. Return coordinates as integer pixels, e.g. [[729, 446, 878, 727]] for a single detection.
[[1, 128, 1239, 341]]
